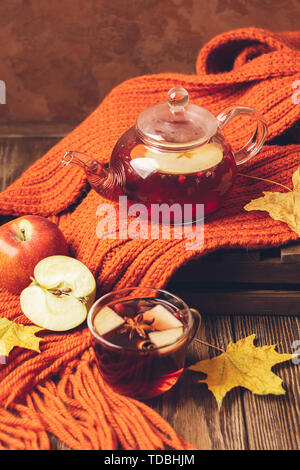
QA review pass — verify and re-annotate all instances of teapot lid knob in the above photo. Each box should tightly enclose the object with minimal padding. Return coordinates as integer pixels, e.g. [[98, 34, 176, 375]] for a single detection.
[[166, 87, 189, 114], [136, 86, 218, 150]]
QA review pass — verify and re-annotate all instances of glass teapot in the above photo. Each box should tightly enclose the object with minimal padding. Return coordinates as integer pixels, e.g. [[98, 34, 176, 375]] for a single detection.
[[62, 87, 267, 221]]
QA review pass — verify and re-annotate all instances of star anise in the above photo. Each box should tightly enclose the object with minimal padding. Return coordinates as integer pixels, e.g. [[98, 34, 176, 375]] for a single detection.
[[120, 314, 155, 341], [176, 152, 193, 159]]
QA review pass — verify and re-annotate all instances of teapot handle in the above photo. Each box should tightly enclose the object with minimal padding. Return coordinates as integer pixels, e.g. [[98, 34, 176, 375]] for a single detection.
[[216, 106, 267, 165]]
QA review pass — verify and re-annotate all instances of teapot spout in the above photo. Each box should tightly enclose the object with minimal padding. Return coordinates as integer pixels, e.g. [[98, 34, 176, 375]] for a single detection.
[[62, 150, 99, 172], [62, 151, 124, 201]]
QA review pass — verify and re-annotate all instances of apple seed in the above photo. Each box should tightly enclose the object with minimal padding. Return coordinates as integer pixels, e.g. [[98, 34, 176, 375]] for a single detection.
[[30, 277, 88, 303]]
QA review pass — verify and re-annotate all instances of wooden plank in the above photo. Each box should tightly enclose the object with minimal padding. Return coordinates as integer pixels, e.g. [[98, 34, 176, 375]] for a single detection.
[[0, 137, 60, 191], [233, 315, 300, 450], [281, 243, 300, 263], [169, 254, 300, 285], [170, 287, 300, 315], [222, 249, 261, 262], [149, 315, 248, 450], [0, 122, 77, 139]]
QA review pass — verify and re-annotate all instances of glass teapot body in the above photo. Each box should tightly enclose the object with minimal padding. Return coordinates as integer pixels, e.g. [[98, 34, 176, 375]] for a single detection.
[[110, 125, 237, 218]]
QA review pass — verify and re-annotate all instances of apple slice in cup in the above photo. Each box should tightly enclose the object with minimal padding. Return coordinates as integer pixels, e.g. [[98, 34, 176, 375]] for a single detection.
[[148, 327, 184, 354], [93, 306, 125, 336], [142, 304, 183, 330], [20, 255, 96, 331]]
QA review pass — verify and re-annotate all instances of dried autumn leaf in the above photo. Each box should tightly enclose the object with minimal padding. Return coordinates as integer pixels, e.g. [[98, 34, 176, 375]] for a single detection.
[[0, 317, 43, 357], [244, 167, 300, 235], [188, 334, 295, 408]]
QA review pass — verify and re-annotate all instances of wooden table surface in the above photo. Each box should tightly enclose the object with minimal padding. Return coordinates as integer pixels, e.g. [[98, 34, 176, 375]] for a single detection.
[[0, 123, 299, 451]]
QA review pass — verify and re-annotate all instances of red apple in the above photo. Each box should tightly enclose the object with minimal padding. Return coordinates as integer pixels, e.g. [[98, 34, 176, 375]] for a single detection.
[[0, 215, 68, 294]]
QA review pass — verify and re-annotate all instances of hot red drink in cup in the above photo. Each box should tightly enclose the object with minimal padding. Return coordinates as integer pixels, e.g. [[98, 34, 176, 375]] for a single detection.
[[87, 287, 201, 399]]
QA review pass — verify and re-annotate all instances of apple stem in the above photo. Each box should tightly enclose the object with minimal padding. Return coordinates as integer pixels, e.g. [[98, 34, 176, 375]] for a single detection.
[[194, 338, 226, 353], [20, 228, 26, 241], [238, 172, 292, 192]]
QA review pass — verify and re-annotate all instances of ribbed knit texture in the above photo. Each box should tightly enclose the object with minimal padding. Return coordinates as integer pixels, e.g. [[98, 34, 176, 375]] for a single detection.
[[0, 27, 299, 450]]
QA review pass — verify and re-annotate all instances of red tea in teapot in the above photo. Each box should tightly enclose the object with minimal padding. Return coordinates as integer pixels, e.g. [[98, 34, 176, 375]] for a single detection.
[[92, 297, 188, 399], [110, 127, 237, 219]]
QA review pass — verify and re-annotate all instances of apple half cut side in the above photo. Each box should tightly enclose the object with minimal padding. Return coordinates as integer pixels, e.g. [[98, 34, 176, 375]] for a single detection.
[[20, 255, 96, 331]]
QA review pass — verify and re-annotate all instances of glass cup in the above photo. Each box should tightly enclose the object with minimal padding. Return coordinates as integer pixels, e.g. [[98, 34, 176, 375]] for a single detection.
[[87, 287, 201, 400]]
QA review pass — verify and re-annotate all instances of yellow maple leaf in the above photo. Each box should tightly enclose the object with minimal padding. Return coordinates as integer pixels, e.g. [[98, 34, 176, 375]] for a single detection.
[[0, 317, 43, 357], [188, 334, 295, 408], [244, 167, 300, 235]]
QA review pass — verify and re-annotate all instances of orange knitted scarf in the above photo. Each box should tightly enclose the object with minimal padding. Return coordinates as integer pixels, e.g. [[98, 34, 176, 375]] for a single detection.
[[0, 27, 299, 450]]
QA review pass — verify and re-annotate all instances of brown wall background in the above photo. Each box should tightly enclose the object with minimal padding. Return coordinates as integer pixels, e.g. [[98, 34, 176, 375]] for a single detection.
[[0, 0, 300, 123]]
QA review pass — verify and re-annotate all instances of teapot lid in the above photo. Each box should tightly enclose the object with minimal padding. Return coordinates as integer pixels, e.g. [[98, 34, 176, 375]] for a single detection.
[[136, 87, 218, 150]]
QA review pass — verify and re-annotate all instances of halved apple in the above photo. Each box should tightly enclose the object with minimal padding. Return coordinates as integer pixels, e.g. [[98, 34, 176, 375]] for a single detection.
[[20, 255, 96, 331]]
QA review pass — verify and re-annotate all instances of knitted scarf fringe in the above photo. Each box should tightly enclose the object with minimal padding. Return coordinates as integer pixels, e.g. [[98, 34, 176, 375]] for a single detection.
[[0, 349, 195, 450]]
